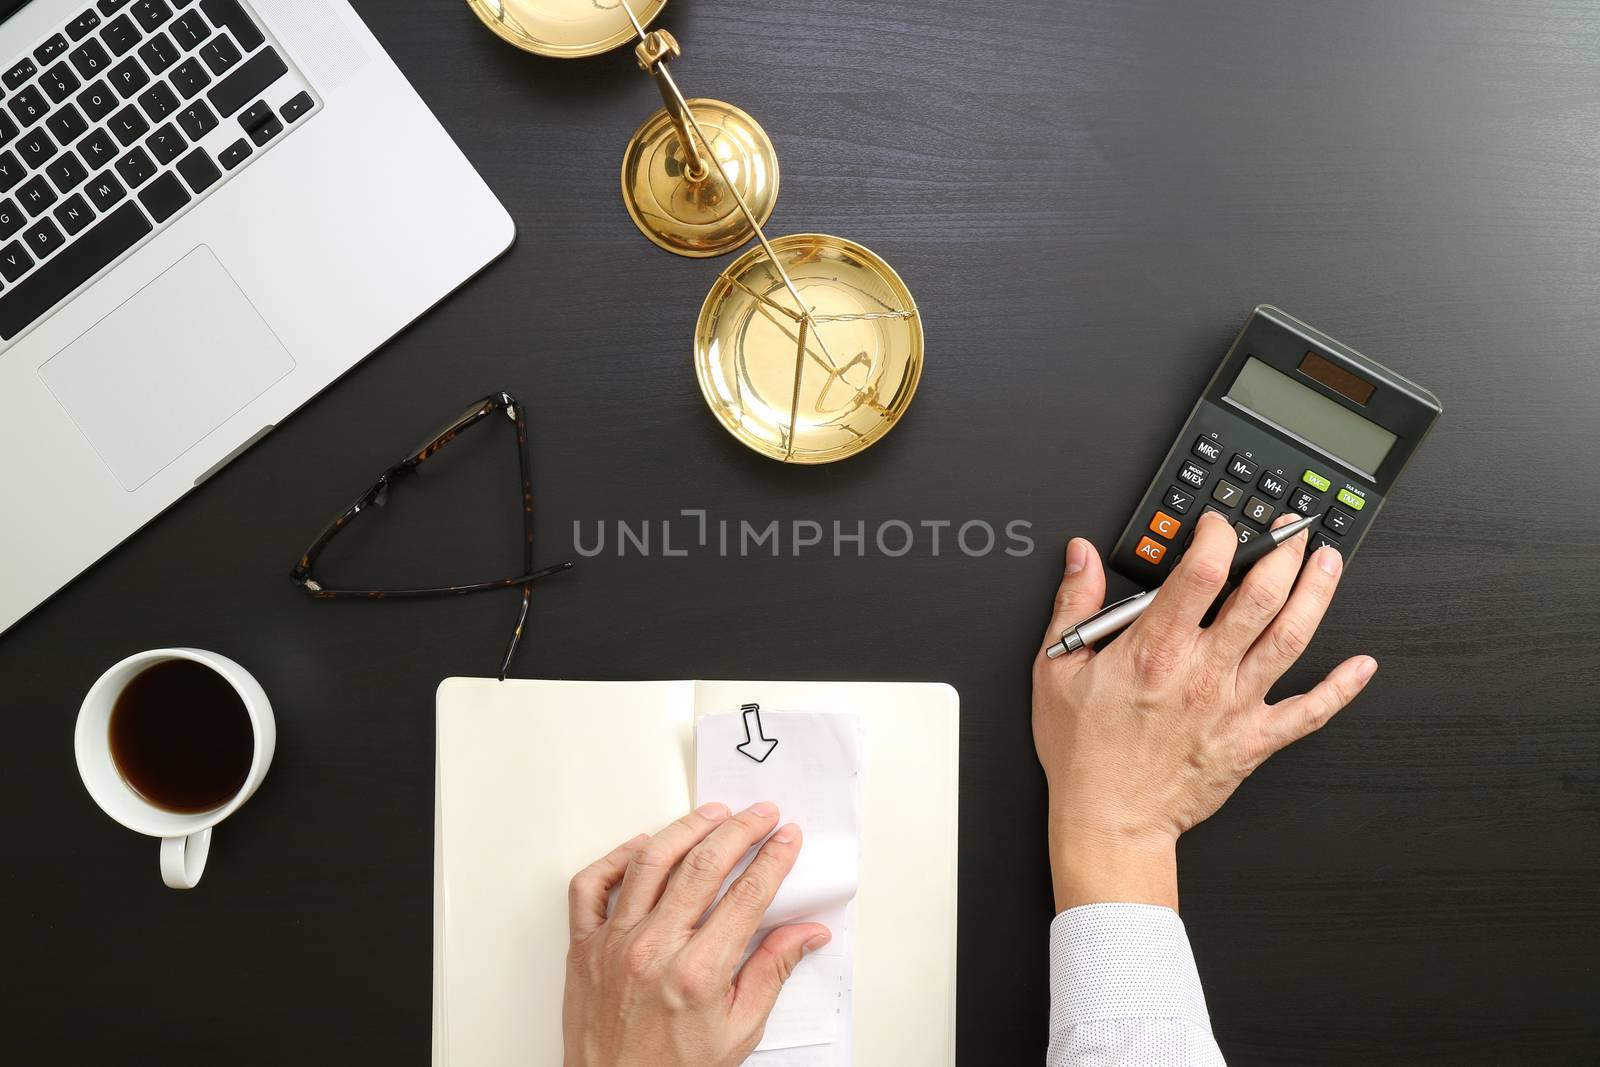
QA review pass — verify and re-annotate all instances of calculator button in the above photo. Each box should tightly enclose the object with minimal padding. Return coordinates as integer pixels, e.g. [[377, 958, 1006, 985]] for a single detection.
[[1148, 511, 1182, 540], [1241, 496, 1275, 527], [1210, 479, 1243, 508], [1257, 471, 1288, 499], [1226, 454, 1257, 481], [1234, 522, 1261, 545], [1177, 462, 1208, 490], [1302, 469, 1332, 492], [1134, 536, 1168, 565], [1191, 436, 1223, 464], [1162, 485, 1193, 514], [1335, 487, 1366, 511], [1324, 508, 1353, 535], [1310, 533, 1342, 557], [1288, 488, 1319, 516]]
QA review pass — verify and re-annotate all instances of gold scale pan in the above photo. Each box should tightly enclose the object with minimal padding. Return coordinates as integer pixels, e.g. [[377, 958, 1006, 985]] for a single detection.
[[467, 0, 923, 463]]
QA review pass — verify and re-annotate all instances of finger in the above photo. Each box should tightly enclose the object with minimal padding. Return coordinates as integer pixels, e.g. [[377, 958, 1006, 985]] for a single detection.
[[730, 923, 832, 1034], [1039, 537, 1107, 664], [651, 802, 782, 934], [568, 833, 647, 941], [1237, 543, 1344, 697], [692, 823, 804, 972], [1202, 514, 1309, 664], [1124, 510, 1237, 666], [1256, 655, 1377, 755], [610, 803, 731, 931]]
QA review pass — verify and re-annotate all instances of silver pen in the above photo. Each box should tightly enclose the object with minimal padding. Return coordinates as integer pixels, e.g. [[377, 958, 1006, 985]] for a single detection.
[[1044, 513, 1323, 659]]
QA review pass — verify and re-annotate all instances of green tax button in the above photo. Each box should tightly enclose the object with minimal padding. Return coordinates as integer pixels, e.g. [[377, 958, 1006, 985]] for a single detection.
[[1302, 469, 1332, 493], [1336, 487, 1366, 511]]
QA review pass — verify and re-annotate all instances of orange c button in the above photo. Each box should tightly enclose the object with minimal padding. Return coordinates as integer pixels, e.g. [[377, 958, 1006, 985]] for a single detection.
[[1134, 536, 1168, 564], [1148, 510, 1182, 540]]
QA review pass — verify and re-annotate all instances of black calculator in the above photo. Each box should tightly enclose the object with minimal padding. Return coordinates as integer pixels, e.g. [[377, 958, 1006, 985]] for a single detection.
[[1110, 306, 1441, 586]]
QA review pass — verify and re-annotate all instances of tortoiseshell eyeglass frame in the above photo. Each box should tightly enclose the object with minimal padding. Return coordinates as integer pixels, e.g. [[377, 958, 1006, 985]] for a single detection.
[[289, 391, 573, 680]]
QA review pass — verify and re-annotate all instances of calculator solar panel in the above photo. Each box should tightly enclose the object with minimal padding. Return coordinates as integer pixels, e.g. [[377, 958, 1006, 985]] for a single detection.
[[1110, 306, 1441, 588]]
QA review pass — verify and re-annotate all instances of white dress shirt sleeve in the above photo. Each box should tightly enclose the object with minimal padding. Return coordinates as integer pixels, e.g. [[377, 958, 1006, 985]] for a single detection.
[[1046, 903, 1226, 1066]]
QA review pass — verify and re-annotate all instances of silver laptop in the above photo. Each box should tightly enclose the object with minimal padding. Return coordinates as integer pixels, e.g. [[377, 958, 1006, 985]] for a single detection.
[[0, 0, 514, 634]]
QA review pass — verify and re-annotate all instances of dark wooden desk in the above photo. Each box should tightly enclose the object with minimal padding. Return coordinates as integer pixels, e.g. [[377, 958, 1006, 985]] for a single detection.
[[4, 1, 1597, 1062]]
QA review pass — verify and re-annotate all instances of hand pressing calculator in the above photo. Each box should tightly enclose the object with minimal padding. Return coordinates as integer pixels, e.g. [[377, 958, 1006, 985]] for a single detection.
[[1110, 306, 1441, 586]]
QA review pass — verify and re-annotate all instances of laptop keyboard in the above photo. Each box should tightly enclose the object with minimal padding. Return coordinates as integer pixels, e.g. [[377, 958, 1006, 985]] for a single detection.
[[0, 0, 319, 343]]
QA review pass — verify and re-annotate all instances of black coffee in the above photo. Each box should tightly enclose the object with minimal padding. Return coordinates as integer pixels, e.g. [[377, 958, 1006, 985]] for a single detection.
[[108, 659, 255, 814]]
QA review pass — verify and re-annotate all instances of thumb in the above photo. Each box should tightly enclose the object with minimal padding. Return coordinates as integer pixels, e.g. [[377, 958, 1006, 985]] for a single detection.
[[1040, 537, 1106, 663], [731, 923, 831, 1030]]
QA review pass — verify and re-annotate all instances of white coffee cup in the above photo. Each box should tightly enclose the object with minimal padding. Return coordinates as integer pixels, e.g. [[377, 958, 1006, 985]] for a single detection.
[[75, 648, 275, 889]]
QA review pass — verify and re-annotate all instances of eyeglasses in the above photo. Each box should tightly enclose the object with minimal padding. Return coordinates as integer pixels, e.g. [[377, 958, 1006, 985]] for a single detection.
[[289, 391, 573, 680]]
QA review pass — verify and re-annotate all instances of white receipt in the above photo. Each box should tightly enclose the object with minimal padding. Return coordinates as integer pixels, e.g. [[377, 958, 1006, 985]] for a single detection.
[[695, 709, 860, 1065]]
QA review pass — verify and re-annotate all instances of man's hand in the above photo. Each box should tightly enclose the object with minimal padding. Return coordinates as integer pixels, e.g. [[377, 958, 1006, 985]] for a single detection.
[[1033, 511, 1378, 911], [562, 802, 831, 1067]]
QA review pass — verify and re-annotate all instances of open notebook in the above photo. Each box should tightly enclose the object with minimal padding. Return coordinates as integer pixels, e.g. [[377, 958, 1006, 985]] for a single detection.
[[433, 678, 959, 1066]]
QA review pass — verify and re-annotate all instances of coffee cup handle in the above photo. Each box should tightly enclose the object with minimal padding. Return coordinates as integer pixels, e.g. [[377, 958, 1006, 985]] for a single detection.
[[160, 828, 211, 889]]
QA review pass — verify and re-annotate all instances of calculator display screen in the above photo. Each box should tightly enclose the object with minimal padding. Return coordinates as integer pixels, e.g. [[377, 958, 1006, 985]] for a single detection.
[[1225, 357, 1397, 476]]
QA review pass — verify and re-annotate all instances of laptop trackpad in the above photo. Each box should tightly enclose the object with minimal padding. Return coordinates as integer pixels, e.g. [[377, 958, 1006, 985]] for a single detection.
[[40, 246, 295, 491]]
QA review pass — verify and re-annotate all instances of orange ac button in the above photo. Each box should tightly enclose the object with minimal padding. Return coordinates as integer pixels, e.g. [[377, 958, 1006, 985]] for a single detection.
[[1148, 510, 1183, 540], [1134, 536, 1168, 565]]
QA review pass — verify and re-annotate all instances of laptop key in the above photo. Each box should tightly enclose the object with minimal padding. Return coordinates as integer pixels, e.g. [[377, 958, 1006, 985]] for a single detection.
[[139, 31, 180, 74], [0, 202, 152, 338], [280, 90, 312, 123], [109, 102, 148, 144], [138, 81, 177, 121], [4, 59, 37, 91], [8, 86, 48, 127], [169, 56, 209, 97], [69, 10, 104, 41], [133, 0, 173, 33], [115, 145, 156, 187], [17, 128, 57, 168], [19, 174, 56, 215], [78, 79, 117, 121], [146, 121, 183, 164], [25, 217, 65, 259], [199, 0, 263, 52], [170, 12, 207, 50], [0, 151, 21, 191], [175, 98, 214, 139], [199, 33, 239, 75], [54, 193, 95, 235], [70, 38, 111, 79], [0, 112, 16, 146], [238, 98, 269, 131], [0, 240, 33, 282], [248, 113, 279, 146], [98, 0, 134, 13], [85, 169, 125, 210], [78, 127, 118, 168], [0, 197, 22, 238], [207, 47, 282, 117], [42, 62, 82, 104], [35, 35, 71, 66], [175, 144, 217, 192], [46, 151, 89, 193], [217, 135, 247, 169], [101, 14, 142, 57], [46, 102, 89, 145], [136, 169, 188, 222], [110, 56, 149, 98]]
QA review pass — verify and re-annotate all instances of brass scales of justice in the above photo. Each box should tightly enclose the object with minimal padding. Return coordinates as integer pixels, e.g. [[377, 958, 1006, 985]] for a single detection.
[[466, 0, 924, 464]]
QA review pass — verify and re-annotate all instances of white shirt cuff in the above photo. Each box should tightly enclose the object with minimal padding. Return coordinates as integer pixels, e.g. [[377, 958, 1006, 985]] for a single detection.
[[1049, 903, 1213, 1033]]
